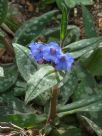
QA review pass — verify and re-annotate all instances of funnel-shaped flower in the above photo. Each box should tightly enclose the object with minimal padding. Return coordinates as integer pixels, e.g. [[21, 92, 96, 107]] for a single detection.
[[29, 42, 44, 62], [43, 42, 62, 63], [55, 53, 74, 71]]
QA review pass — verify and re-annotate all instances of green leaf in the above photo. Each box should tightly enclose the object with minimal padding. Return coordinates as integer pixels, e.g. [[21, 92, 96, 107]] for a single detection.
[[25, 65, 58, 104], [0, 0, 8, 25], [14, 79, 51, 106], [73, 65, 97, 100], [81, 116, 102, 136], [0, 31, 5, 37], [64, 0, 93, 8], [13, 43, 38, 81], [42, 25, 80, 45], [57, 94, 102, 117], [82, 6, 97, 38], [56, 0, 65, 11], [58, 68, 77, 104], [4, 3, 22, 32], [0, 93, 33, 116], [13, 10, 58, 45], [0, 114, 46, 128], [49, 128, 61, 136], [0, 66, 4, 77], [42, 0, 55, 4], [63, 36, 102, 58], [0, 64, 18, 93], [83, 48, 102, 75], [13, 80, 27, 97], [60, 3, 68, 45], [62, 126, 81, 136], [63, 36, 102, 52], [72, 65, 102, 129]]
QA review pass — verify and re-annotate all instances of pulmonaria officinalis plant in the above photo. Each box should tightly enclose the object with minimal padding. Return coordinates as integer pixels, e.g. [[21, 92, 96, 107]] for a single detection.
[[28, 41, 74, 125], [29, 41, 74, 71]]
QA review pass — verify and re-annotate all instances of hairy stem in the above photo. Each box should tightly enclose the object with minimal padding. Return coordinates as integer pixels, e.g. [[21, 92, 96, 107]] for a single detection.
[[47, 85, 59, 123]]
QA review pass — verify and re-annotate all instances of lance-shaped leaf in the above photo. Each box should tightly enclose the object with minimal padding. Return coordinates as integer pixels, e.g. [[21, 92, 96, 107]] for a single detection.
[[0, 66, 4, 77], [63, 36, 102, 58], [57, 94, 102, 117], [0, 114, 46, 128], [82, 6, 97, 38], [63, 36, 102, 52], [64, 0, 93, 8], [83, 48, 102, 75], [0, 0, 8, 25], [60, 3, 68, 46], [81, 116, 102, 136], [25, 65, 58, 104], [13, 43, 38, 81], [62, 126, 81, 136], [0, 64, 18, 93], [42, 0, 55, 4], [42, 25, 80, 45], [13, 10, 58, 45], [58, 68, 77, 104]]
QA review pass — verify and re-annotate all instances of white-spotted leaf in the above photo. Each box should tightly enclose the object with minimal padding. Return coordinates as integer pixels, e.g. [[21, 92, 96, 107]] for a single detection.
[[0, 0, 8, 24], [13, 10, 58, 45], [0, 64, 18, 93], [13, 43, 38, 81], [25, 65, 58, 104]]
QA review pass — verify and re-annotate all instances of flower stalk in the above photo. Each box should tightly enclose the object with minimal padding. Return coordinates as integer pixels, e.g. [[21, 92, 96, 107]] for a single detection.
[[47, 85, 59, 123]]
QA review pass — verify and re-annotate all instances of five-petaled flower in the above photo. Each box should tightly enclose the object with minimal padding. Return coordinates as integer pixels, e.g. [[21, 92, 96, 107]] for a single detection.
[[29, 41, 74, 71], [29, 42, 44, 62], [43, 42, 62, 63], [55, 53, 74, 71]]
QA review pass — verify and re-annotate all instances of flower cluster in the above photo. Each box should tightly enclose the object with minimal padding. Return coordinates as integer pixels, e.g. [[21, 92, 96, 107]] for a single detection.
[[29, 42, 74, 71]]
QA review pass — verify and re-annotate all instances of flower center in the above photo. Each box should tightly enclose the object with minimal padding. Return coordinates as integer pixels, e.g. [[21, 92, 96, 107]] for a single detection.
[[38, 48, 43, 53], [50, 48, 56, 55], [37, 59, 44, 64], [60, 56, 66, 61]]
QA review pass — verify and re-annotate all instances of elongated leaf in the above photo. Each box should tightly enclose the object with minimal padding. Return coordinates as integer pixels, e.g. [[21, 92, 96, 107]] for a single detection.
[[81, 116, 102, 136], [58, 68, 77, 104], [13, 80, 27, 96], [62, 126, 81, 136], [60, 3, 68, 45], [0, 0, 8, 24], [0, 114, 46, 128], [73, 65, 102, 129], [4, 2, 22, 32], [63, 36, 102, 51], [63, 36, 102, 58], [13, 10, 58, 45], [49, 128, 61, 136], [25, 65, 58, 104], [0, 93, 33, 116], [57, 94, 102, 117], [64, 0, 93, 8], [42, 0, 55, 4], [73, 65, 97, 100], [0, 66, 4, 77], [13, 43, 38, 81], [83, 48, 102, 75], [56, 0, 65, 10], [0, 64, 18, 93], [42, 25, 80, 45], [82, 6, 97, 38]]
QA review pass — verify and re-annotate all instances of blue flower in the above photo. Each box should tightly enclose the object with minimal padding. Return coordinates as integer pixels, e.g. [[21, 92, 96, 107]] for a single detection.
[[29, 42, 45, 62], [55, 53, 74, 71], [43, 42, 62, 63], [29, 41, 74, 71]]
